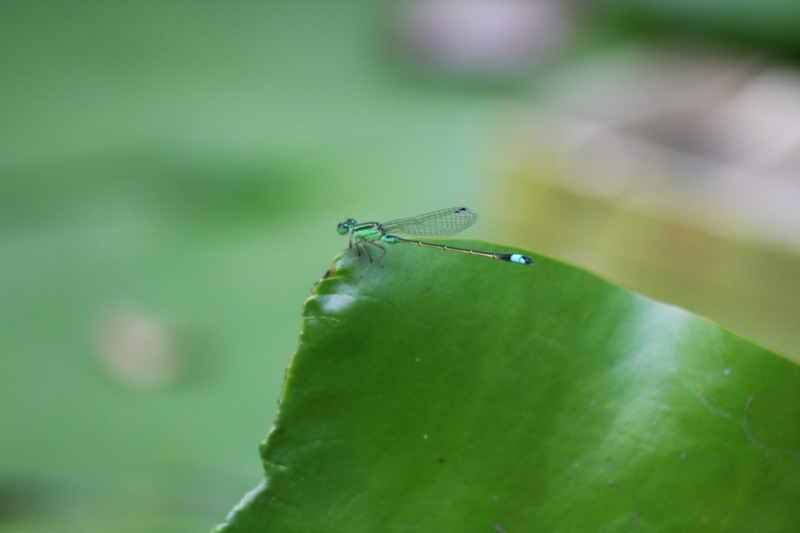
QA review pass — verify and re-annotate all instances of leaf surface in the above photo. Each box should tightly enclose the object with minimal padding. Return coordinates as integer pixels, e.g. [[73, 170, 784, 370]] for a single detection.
[[216, 241, 800, 532]]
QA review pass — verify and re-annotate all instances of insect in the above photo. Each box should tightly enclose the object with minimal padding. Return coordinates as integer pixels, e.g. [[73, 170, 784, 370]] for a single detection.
[[336, 207, 534, 265]]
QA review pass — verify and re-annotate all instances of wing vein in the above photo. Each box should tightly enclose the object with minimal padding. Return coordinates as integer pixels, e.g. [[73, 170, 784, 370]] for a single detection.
[[380, 207, 478, 238]]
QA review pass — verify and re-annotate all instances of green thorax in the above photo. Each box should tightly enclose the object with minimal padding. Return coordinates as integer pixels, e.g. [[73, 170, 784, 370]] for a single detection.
[[337, 219, 398, 243]]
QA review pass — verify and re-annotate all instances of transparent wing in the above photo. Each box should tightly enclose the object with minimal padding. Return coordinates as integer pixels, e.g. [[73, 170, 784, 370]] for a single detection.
[[380, 207, 478, 238]]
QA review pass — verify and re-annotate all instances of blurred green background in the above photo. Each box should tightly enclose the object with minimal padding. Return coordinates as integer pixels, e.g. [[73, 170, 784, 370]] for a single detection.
[[2, 1, 799, 531]]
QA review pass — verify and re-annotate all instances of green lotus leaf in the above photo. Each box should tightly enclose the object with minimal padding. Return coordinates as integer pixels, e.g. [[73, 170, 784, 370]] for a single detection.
[[216, 241, 800, 532]]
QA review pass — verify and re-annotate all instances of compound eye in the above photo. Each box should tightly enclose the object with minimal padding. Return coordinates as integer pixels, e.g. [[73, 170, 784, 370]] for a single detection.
[[336, 223, 348, 235]]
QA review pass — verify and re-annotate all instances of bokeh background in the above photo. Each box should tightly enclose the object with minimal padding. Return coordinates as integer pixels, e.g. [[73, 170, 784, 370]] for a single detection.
[[2, 1, 799, 531]]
